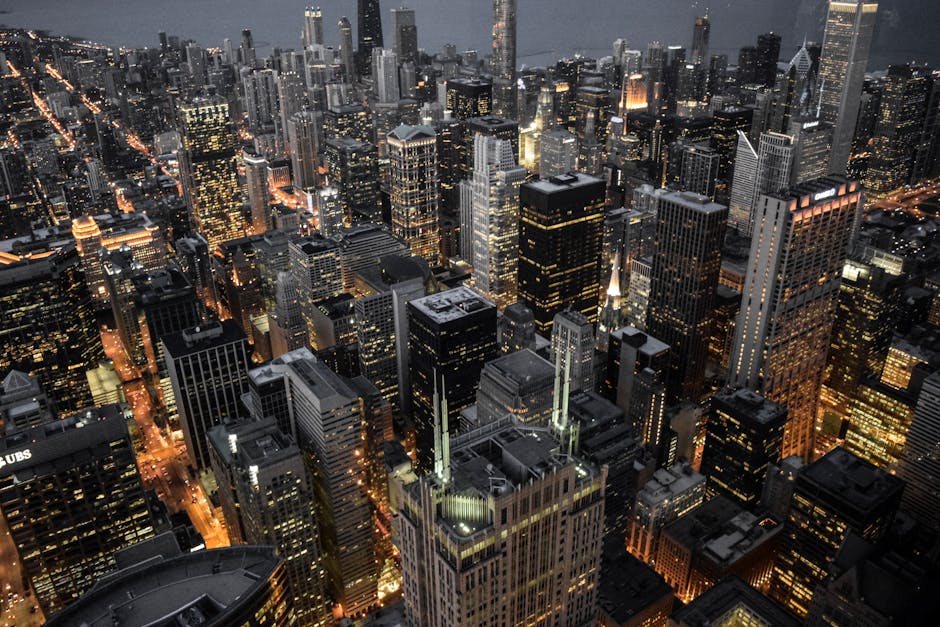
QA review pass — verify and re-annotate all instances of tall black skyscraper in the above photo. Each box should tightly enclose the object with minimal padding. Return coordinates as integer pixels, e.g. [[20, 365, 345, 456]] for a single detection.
[[0, 405, 157, 615], [518, 173, 606, 335], [408, 287, 498, 472], [646, 191, 727, 404], [357, 0, 384, 76]]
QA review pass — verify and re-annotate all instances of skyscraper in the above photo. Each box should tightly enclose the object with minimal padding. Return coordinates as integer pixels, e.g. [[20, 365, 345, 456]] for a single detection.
[[408, 287, 497, 472], [357, 0, 384, 76], [818, 1, 878, 174], [388, 124, 441, 265], [700, 388, 787, 509], [323, 136, 381, 223], [768, 448, 903, 617], [464, 134, 526, 309], [338, 16, 356, 81], [646, 191, 727, 403], [691, 15, 711, 66], [391, 6, 418, 64], [0, 243, 102, 414], [491, 0, 517, 117], [243, 150, 270, 233], [303, 6, 324, 48], [728, 131, 794, 235], [864, 64, 931, 197], [551, 309, 596, 393], [518, 173, 606, 335], [372, 47, 400, 102], [445, 77, 493, 120], [287, 110, 321, 191], [246, 350, 379, 615], [207, 418, 331, 625], [896, 370, 940, 533], [393, 421, 607, 626], [162, 321, 252, 470], [0, 406, 157, 614], [178, 96, 247, 251], [539, 128, 578, 178], [729, 177, 863, 459]]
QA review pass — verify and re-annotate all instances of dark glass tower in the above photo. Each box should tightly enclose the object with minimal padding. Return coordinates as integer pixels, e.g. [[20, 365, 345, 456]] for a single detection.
[[407, 286, 498, 473], [518, 173, 606, 335], [646, 190, 727, 404], [357, 0, 384, 76], [768, 448, 903, 618], [700, 388, 787, 509], [0, 406, 157, 615]]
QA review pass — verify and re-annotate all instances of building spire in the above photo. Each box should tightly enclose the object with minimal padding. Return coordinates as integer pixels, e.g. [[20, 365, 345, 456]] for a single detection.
[[432, 369, 451, 485]]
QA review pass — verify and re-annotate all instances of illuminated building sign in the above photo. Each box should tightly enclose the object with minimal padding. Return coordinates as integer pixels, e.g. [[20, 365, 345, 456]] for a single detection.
[[813, 188, 837, 201], [0, 448, 32, 472]]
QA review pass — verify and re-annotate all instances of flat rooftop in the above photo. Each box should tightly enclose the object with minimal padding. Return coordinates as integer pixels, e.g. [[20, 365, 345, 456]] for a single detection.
[[482, 349, 554, 387], [409, 286, 495, 323], [801, 447, 905, 512], [713, 387, 787, 426], [44, 545, 283, 627]]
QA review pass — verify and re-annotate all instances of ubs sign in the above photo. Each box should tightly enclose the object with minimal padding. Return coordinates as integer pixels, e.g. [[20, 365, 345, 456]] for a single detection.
[[0, 449, 32, 471]]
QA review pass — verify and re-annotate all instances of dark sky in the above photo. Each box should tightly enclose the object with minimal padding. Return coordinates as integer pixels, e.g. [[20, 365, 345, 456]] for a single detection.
[[0, 0, 936, 69]]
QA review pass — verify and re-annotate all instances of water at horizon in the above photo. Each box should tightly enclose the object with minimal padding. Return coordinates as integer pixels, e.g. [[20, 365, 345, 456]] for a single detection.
[[0, 0, 936, 70]]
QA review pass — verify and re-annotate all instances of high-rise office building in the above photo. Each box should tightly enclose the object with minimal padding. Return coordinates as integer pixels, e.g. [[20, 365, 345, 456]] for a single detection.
[[357, 0, 384, 76], [491, 0, 517, 117], [287, 110, 321, 191], [818, 1, 878, 174], [539, 128, 578, 178], [323, 136, 381, 223], [768, 448, 903, 617], [338, 16, 356, 80], [244, 150, 270, 233], [303, 6, 324, 48], [391, 6, 418, 64], [289, 234, 343, 339], [246, 350, 379, 615], [701, 388, 787, 509], [178, 96, 246, 251], [445, 77, 492, 121], [646, 191, 727, 403], [691, 15, 711, 66], [388, 124, 441, 265], [0, 243, 102, 414], [518, 173, 606, 335], [728, 131, 794, 235], [755, 32, 782, 87], [551, 309, 596, 393], [0, 406, 157, 614], [818, 259, 901, 447], [372, 47, 400, 103], [464, 135, 526, 309], [162, 321, 252, 470], [729, 177, 863, 459], [789, 117, 834, 184], [864, 64, 931, 197], [242, 68, 278, 134], [896, 370, 940, 532], [317, 186, 344, 239], [393, 421, 607, 626], [408, 287, 497, 472], [354, 256, 428, 409], [207, 418, 331, 624]]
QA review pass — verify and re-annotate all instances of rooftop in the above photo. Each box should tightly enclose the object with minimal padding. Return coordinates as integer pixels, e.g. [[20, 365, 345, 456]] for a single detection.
[[409, 286, 495, 323], [524, 171, 604, 194], [670, 575, 799, 627], [44, 544, 283, 627], [801, 447, 905, 512], [482, 349, 554, 388], [713, 387, 788, 426]]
